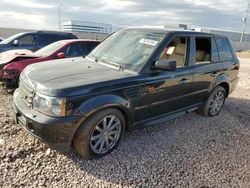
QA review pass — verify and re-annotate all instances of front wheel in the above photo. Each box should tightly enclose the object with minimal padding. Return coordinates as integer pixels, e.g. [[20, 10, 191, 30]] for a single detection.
[[197, 86, 226, 117], [73, 108, 125, 159]]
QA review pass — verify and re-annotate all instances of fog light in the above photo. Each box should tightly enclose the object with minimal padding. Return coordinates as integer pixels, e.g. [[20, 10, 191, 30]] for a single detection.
[[27, 122, 34, 133]]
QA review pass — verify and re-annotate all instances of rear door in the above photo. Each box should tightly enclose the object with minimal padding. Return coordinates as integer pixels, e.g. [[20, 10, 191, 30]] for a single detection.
[[215, 37, 239, 86], [35, 34, 59, 50], [86, 42, 99, 54], [191, 35, 222, 104]]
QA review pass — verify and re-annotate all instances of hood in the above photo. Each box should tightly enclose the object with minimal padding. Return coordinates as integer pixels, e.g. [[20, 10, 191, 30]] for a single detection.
[[0, 49, 37, 65], [21, 57, 136, 97]]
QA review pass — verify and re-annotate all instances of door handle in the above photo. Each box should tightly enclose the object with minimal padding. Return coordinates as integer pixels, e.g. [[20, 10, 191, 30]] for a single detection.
[[178, 78, 190, 84]]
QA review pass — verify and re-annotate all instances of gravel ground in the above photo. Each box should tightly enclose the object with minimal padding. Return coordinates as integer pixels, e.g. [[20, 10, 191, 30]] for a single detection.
[[0, 58, 250, 187]]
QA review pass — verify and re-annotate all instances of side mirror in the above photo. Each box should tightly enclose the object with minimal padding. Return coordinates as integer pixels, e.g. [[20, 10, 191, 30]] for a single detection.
[[57, 52, 65, 59], [153, 59, 176, 71], [13, 40, 19, 46]]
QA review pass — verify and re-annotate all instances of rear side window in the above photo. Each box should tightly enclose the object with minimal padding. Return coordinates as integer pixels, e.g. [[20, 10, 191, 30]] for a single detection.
[[57, 35, 75, 40], [211, 37, 219, 62], [37, 35, 58, 46], [87, 42, 99, 53], [215, 37, 234, 61]]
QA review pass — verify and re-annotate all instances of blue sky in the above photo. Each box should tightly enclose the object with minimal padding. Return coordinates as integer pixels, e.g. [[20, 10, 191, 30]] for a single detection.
[[0, 0, 249, 32]]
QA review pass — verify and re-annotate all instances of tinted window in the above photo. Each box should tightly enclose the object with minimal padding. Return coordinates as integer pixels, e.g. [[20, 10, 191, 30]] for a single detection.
[[78, 43, 87, 55], [57, 35, 74, 40], [63, 43, 86, 57], [18, 35, 34, 45], [37, 35, 58, 46], [211, 37, 219, 62], [87, 42, 99, 53], [215, 37, 233, 61]]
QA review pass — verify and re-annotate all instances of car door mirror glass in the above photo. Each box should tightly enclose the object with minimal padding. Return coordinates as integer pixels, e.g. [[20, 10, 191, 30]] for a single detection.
[[153, 59, 177, 71], [57, 52, 65, 59], [13, 39, 19, 46]]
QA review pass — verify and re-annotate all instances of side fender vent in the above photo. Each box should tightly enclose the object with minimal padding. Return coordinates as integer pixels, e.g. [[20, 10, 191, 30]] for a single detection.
[[124, 88, 140, 99]]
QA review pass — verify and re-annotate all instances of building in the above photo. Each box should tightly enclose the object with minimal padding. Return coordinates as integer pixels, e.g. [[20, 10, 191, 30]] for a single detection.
[[162, 24, 250, 42], [163, 24, 250, 51], [62, 20, 112, 34]]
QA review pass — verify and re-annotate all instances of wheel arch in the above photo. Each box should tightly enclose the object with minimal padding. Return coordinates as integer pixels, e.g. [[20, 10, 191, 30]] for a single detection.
[[217, 82, 229, 97], [75, 94, 133, 131], [209, 74, 230, 98]]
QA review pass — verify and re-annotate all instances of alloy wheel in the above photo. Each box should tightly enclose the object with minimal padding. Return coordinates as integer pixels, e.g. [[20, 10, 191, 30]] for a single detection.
[[209, 90, 225, 116], [90, 115, 122, 154]]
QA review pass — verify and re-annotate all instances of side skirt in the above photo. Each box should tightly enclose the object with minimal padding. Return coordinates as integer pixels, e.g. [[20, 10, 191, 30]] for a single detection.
[[131, 104, 202, 130]]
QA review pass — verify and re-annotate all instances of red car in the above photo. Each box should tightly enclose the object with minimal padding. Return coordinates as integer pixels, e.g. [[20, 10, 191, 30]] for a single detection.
[[1, 39, 100, 85]]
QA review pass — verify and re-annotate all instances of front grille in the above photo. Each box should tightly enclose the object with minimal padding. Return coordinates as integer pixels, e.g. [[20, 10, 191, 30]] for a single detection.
[[19, 81, 35, 108]]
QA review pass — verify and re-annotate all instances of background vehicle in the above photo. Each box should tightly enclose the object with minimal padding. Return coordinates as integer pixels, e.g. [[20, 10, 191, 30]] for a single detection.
[[2, 39, 100, 85], [0, 31, 77, 53], [0, 49, 33, 81], [13, 28, 239, 159]]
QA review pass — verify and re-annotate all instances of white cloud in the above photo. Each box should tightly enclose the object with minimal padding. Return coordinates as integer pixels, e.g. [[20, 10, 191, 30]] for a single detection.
[[102, 0, 136, 10], [2, 0, 56, 8], [0, 0, 248, 32], [0, 11, 48, 29]]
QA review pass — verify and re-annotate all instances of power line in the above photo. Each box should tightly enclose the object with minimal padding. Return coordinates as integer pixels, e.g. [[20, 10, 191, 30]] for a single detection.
[[240, 2, 250, 42]]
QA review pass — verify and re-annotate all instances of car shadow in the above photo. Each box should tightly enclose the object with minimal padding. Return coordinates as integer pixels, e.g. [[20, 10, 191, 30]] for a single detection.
[[67, 96, 250, 187]]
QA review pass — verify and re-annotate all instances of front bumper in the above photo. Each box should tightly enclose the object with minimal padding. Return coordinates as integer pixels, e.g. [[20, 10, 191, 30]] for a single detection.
[[13, 89, 84, 153]]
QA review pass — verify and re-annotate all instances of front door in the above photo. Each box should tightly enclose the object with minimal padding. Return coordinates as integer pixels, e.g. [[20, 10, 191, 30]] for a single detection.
[[135, 35, 194, 122]]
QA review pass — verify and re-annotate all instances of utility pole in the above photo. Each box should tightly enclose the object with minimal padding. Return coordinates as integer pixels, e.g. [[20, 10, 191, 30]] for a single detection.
[[58, 4, 63, 31], [240, 2, 250, 42]]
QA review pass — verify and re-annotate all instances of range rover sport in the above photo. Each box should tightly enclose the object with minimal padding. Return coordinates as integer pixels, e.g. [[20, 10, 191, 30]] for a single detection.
[[13, 28, 239, 159]]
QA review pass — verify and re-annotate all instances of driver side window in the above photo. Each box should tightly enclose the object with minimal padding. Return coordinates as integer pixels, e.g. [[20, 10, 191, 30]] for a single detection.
[[18, 35, 34, 46], [159, 36, 187, 68], [63, 44, 83, 58]]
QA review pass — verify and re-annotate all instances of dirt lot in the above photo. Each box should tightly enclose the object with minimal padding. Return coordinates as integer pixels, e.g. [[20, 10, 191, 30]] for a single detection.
[[0, 58, 250, 187]]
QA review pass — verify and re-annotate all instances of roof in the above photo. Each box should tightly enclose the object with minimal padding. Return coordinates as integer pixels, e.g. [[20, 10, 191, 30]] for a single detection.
[[122, 27, 225, 37], [19, 30, 75, 35], [59, 39, 101, 43]]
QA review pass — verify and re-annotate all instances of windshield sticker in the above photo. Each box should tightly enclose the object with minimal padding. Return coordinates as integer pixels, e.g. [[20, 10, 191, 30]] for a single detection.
[[139, 38, 158, 46]]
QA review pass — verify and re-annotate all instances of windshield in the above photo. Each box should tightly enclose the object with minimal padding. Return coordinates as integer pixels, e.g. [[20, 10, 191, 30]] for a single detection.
[[34, 41, 68, 56], [0, 33, 24, 44], [88, 30, 165, 72]]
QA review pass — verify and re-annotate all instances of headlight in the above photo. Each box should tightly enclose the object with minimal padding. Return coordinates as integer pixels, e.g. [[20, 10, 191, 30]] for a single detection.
[[4, 69, 19, 76], [33, 93, 66, 116]]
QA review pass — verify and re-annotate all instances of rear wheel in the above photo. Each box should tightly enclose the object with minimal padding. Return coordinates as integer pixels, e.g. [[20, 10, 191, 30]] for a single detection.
[[197, 86, 226, 117], [73, 108, 125, 159]]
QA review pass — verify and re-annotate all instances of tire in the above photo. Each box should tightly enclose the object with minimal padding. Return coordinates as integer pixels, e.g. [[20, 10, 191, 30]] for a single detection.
[[196, 86, 226, 117], [73, 108, 125, 159]]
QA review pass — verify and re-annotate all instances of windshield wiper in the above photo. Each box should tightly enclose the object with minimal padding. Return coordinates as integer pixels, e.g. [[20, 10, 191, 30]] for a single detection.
[[96, 57, 125, 71]]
